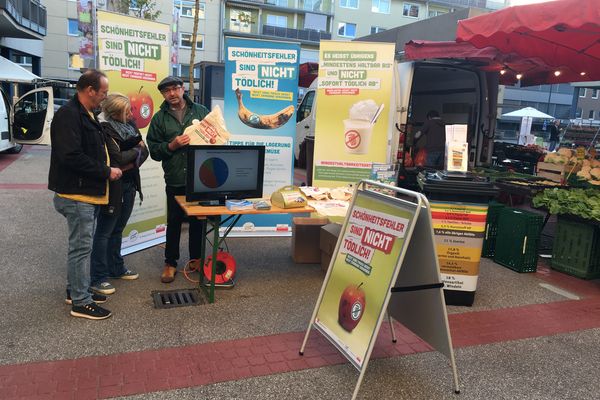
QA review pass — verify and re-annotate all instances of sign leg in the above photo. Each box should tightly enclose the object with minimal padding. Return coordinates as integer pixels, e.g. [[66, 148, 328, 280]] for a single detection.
[[387, 311, 397, 343]]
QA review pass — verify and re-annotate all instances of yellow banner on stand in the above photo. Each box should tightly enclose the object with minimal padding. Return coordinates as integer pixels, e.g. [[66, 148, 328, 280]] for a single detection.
[[313, 41, 395, 187]]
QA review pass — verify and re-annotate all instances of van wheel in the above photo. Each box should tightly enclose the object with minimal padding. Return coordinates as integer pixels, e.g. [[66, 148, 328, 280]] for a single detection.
[[5, 144, 23, 154]]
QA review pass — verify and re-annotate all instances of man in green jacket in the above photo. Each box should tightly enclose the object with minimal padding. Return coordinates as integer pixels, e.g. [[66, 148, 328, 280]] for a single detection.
[[147, 76, 209, 283]]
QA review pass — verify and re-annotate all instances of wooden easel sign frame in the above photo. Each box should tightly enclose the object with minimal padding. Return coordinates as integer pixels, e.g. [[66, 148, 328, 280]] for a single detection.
[[300, 180, 459, 399]]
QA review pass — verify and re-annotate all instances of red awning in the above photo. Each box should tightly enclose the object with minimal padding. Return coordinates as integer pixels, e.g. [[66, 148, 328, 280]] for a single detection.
[[456, 0, 600, 86], [404, 40, 557, 86]]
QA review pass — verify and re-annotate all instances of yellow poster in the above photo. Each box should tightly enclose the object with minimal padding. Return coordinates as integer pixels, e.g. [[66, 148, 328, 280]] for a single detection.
[[96, 11, 170, 253], [314, 191, 415, 369], [313, 41, 395, 187]]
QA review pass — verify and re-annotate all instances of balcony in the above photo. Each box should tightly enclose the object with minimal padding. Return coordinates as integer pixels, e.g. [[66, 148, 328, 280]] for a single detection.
[[224, 22, 331, 44], [226, 0, 333, 15], [262, 24, 331, 43], [429, 0, 506, 10], [0, 0, 47, 39]]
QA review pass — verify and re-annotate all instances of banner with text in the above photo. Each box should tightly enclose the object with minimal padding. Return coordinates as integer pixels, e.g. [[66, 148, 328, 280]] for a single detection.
[[97, 10, 170, 254], [313, 41, 395, 187], [224, 37, 300, 235], [314, 191, 414, 369]]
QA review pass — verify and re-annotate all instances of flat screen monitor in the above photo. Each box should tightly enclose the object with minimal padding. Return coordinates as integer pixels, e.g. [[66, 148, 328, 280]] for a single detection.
[[186, 145, 265, 205]]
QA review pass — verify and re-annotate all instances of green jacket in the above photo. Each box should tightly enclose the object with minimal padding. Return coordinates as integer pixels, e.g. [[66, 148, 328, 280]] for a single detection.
[[147, 94, 209, 187]]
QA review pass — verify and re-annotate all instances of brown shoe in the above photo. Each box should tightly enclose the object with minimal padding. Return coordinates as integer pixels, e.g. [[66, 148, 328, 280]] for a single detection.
[[161, 264, 177, 283]]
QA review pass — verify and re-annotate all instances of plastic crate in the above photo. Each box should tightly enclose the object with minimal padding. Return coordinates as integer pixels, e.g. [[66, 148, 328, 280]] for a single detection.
[[481, 202, 505, 258], [551, 216, 600, 279], [493, 208, 544, 272]]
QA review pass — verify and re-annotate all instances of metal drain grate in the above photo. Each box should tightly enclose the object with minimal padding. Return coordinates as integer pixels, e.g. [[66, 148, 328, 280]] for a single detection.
[[151, 289, 204, 309]]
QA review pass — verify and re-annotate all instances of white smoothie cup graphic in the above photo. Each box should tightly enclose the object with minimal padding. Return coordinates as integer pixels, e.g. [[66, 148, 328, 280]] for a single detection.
[[343, 101, 384, 154]]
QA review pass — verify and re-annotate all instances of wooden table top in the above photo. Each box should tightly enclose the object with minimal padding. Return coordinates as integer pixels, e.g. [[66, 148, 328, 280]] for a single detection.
[[175, 196, 315, 218]]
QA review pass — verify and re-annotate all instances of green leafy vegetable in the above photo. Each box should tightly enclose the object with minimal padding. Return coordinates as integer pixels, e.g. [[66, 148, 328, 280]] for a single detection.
[[533, 188, 600, 221]]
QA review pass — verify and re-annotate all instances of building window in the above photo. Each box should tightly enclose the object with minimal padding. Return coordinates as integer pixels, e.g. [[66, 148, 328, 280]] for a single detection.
[[68, 53, 84, 70], [67, 19, 79, 36], [593, 89, 599, 99], [12, 54, 33, 66], [589, 110, 595, 119], [179, 33, 204, 50], [403, 2, 419, 18], [338, 22, 356, 38], [372, 0, 390, 13], [579, 88, 587, 97], [428, 10, 446, 17], [180, 64, 201, 79], [230, 9, 254, 33], [266, 0, 288, 6], [303, 0, 321, 11], [575, 107, 582, 118], [370, 26, 386, 34], [174, 1, 205, 19], [340, 0, 358, 9], [266, 14, 288, 27]]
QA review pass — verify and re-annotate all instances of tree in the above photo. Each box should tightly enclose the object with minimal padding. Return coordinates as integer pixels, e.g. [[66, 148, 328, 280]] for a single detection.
[[188, 0, 201, 99], [107, 0, 161, 21]]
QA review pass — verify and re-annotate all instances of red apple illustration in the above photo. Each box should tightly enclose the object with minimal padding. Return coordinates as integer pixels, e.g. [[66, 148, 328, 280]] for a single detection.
[[338, 282, 366, 332], [128, 87, 154, 129]]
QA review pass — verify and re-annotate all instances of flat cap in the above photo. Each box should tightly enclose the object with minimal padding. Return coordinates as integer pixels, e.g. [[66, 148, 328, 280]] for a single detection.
[[157, 76, 183, 91]]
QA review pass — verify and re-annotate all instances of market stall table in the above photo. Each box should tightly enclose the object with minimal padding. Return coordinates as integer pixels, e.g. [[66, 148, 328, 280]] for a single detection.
[[175, 196, 315, 303]]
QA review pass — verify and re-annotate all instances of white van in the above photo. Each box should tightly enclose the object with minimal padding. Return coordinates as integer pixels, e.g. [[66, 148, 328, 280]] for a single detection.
[[0, 87, 54, 153]]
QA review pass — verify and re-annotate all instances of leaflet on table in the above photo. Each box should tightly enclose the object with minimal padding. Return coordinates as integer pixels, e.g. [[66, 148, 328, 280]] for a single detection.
[[308, 200, 349, 217]]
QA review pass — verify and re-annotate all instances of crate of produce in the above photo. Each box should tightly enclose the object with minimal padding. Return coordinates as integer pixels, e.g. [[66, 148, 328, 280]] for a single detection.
[[481, 201, 505, 258], [536, 162, 580, 183], [493, 208, 544, 272], [551, 216, 600, 279]]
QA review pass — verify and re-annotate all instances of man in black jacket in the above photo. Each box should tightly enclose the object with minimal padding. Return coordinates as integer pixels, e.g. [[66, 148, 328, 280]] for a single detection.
[[49, 70, 122, 320]]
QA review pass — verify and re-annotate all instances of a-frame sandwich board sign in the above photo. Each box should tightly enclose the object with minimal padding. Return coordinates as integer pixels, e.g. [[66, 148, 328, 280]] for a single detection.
[[300, 180, 459, 399]]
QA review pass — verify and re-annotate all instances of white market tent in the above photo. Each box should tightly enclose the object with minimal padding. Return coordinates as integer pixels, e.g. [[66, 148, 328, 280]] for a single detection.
[[0, 55, 39, 83], [502, 107, 554, 145], [502, 107, 554, 119]]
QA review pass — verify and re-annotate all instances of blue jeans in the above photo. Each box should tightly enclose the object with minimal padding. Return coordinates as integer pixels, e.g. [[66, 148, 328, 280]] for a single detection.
[[91, 180, 136, 285], [426, 150, 444, 169], [53, 194, 98, 306], [548, 140, 558, 152]]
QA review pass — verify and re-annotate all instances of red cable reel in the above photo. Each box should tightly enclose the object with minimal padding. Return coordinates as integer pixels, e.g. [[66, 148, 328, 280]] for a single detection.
[[204, 251, 236, 284]]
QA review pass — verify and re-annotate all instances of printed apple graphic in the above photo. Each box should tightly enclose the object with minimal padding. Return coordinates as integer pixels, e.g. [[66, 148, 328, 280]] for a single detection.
[[338, 282, 366, 332], [128, 87, 154, 129]]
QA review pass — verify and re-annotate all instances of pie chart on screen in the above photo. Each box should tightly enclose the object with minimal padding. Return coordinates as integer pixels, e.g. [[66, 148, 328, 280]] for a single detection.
[[199, 157, 229, 188]]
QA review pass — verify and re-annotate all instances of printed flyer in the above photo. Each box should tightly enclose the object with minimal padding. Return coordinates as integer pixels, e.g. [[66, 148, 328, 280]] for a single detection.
[[313, 41, 395, 187], [430, 201, 489, 292], [96, 10, 170, 253], [224, 37, 300, 235], [314, 192, 414, 369]]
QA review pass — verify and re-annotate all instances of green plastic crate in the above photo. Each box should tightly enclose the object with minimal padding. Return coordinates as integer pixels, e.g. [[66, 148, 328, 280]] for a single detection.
[[481, 202, 506, 258], [551, 216, 600, 279], [493, 208, 544, 273]]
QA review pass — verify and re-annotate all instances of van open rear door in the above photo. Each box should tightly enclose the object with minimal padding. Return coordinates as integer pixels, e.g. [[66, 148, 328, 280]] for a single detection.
[[12, 87, 54, 146]]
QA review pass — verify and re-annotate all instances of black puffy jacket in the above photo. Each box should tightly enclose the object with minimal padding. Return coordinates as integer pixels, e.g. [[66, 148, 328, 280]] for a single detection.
[[48, 95, 111, 195]]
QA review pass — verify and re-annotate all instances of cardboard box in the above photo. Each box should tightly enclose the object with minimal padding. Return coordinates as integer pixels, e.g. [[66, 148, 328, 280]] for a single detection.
[[291, 217, 329, 263], [320, 223, 342, 272]]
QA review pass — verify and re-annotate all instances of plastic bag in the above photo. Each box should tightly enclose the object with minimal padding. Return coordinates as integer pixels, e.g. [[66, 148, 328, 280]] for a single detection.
[[414, 148, 427, 167]]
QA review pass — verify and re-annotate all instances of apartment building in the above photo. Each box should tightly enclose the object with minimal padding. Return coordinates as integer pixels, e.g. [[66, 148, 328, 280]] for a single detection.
[[574, 86, 600, 122], [333, 0, 505, 41], [0, 0, 47, 77]]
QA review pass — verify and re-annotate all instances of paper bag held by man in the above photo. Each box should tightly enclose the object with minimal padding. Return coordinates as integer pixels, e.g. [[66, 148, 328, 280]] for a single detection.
[[183, 105, 230, 145]]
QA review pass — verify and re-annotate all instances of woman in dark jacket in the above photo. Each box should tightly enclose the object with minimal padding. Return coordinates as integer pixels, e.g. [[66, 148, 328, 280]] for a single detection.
[[90, 93, 149, 295]]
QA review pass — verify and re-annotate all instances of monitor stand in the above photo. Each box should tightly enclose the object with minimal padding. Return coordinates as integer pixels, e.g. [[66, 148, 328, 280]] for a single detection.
[[197, 198, 225, 207]]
